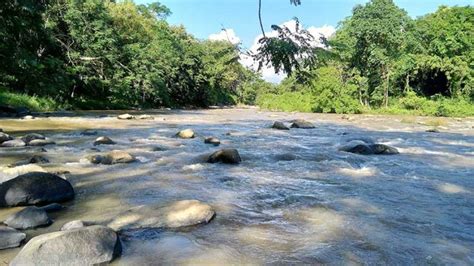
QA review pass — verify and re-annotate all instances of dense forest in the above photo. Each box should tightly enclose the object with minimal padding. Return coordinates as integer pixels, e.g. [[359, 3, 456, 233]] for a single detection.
[[0, 0, 473, 116]]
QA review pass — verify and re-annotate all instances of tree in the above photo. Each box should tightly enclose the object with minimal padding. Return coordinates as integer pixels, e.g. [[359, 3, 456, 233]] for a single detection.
[[336, 0, 411, 107]]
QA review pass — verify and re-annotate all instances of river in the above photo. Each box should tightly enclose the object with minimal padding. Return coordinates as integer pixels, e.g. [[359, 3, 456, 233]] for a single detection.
[[0, 108, 473, 265]]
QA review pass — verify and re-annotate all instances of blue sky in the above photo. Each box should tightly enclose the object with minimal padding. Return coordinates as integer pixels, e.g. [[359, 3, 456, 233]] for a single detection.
[[135, 0, 473, 48]]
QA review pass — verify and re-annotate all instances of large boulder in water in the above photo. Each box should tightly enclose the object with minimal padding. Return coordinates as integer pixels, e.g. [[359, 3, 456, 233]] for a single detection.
[[4, 206, 52, 229], [28, 138, 55, 147], [272, 121, 289, 130], [88, 150, 136, 165], [1, 139, 26, 147], [338, 140, 399, 155], [290, 119, 315, 129], [204, 137, 220, 146], [177, 129, 195, 139], [108, 200, 215, 231], [0, 226, 26, 250], [11, 225, 121, 265], [117, 113, 134, 120], [93, 136, 115, 146], [21, 133, 45, 144], [0, 132, 13, 144], [207, 149, 241, 164], [0, 172, 74, 207]]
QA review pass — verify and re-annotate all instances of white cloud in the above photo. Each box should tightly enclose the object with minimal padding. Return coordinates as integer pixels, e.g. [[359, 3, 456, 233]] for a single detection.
[[208, 29, 241, 45], [240, 21, 336, 83]]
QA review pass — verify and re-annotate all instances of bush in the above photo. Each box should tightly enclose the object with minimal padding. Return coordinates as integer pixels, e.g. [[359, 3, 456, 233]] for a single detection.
[[0, 89, 63, 111]]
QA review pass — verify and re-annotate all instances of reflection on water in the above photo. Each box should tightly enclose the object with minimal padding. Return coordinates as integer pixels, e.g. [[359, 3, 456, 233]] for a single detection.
[[0, 109, 473, 264]]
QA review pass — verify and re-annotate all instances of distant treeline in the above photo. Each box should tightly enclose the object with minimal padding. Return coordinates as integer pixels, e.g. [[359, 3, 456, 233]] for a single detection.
[[0, 0, 473, 116], [251, 1, 474, 116], [0, 0, 261, 109]]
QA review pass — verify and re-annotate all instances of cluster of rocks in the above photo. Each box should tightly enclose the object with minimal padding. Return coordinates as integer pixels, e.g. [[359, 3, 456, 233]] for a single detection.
[[0, 172, 74, 251], [0, 114, 405, 264], [0, 170, 215, 264], [117, 113, 154, 120], [272, 119, 315, 130], [0, 132, 55, 148], [338, 139, 399, 155]]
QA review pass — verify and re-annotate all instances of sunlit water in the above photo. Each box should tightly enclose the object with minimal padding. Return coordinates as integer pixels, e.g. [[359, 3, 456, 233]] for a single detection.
[[0, 109, 473, 265]]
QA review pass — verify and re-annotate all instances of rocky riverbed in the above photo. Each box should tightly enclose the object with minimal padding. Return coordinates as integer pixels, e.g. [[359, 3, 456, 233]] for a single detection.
[[0, 108, 473, 264]]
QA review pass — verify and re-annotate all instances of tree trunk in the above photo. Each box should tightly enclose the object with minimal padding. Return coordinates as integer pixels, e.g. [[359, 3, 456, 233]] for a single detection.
[[405, 73, 410, 93], [258, 0, 266, 38], [385, 70, 389, 108]]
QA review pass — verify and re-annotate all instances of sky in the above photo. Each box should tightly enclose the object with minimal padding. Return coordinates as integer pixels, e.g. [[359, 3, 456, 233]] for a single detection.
[[135, 0, 473, 82]]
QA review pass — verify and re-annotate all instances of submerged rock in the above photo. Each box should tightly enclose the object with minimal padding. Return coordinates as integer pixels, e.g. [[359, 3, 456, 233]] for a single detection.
[[204, 137, 220, 146], [0, 226, 26, 250], [93, 136, 115, 146], [1, 139, 26, 147], [11, 225, 122, 265], [118, 113, 134, 120], [177, 129, 195, 139], [88, 150, 136, 165], [21, 133, 45, 144], [8, 155, 49, 167], [272, 121, 290, 130], [108, 200, 215, 231], [40, 203, 65, 212], [274, 153, 298, 161], [4, 206, 52, 229], [0, 172, 75, 207], [80, 129, 98, 136], [290, 119, 315, 129], [207, 149, 241, 164]]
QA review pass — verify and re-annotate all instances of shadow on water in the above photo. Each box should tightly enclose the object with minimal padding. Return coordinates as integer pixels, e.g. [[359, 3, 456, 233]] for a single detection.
[[0, 109, 473, 264]]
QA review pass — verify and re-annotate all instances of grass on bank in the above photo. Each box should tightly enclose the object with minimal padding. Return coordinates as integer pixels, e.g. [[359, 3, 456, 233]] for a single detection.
[[256, 91, 474, 117], [0, 89, 63, 112]]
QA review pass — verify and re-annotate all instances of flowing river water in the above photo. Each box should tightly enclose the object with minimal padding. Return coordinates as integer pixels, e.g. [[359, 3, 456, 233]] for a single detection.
[[0, 108, 473, 265]]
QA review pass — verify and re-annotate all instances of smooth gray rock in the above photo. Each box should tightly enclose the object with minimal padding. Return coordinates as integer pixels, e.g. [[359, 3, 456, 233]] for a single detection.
[[338, 140, 374, 155], [11, 225, 121, 265], [1, 139, 26, 147], [0, 132, 13, 143], [117, 113, 134, 120], [108, 200, 215, 231], [88, 150, 136, 165], [204, 137, 220, 146], [290, 119, 315, 129], [0, 172, 75, 207], [0, 226, 26, 250], [93, 136, 115, 146], [4, 206, 52, 229], [339, 140, 399, 155], [61, 220, 89, 231], [28, 138, 55, 146], [272, 121, 290, 130], [137, 114, 154, 120], [177, 129, 195, 139], [207, 149, 241, 164], [21, 133, 45, 144]]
